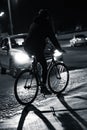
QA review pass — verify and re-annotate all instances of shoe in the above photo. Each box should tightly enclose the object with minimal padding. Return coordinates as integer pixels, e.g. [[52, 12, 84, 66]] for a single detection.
[[41, 84, 52, 95], [41, 88, 52, 95]]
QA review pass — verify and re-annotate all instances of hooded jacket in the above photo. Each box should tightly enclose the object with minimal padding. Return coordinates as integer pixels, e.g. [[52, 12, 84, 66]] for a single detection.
[[24, 14, 61, 53]]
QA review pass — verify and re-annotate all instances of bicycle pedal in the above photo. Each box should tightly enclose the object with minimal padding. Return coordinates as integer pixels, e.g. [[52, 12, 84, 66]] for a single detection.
[[24, 85, 31, 89]]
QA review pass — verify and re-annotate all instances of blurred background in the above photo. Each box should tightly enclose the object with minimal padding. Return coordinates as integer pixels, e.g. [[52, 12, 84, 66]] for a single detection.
[[0, 0, 87, 34]]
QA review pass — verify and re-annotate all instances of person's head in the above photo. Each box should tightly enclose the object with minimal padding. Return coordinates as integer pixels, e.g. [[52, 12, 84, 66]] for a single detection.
[[34, 9, 52, 24], [38, 9, 50, 20]]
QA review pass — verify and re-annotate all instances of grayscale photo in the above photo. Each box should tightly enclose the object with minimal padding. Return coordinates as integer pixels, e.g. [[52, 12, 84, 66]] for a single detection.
[[0, 0, 87, 129]]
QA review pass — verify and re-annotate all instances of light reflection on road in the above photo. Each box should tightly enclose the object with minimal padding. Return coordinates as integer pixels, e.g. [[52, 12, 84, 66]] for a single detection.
[[0, 68, 87, 121]]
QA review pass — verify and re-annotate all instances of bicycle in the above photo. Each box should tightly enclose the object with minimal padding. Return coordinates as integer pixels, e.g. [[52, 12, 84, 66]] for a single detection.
[[14, 49, 69, 105]]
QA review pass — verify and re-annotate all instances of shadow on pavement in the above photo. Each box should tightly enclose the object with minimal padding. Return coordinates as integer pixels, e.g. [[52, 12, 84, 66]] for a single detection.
[[17, 91, 87, 129], [66, 83, 87, 94], [56, 94, 87, 130], [17, 104, 56, 130]]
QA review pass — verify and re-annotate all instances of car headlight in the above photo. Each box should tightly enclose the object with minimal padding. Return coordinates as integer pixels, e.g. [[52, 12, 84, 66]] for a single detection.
[[53, 49, 62, 61], [14, 52, 31, 64]]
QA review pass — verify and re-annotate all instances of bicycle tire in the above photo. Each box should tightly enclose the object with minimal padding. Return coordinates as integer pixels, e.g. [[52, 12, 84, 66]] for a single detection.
[[48, 62, 69, 94], [14, 69, 38, 105]]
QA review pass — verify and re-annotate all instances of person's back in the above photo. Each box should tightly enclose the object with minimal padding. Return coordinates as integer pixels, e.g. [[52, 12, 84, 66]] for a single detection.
[[24, 9, 63, 94], [24, 9, 54, 54]]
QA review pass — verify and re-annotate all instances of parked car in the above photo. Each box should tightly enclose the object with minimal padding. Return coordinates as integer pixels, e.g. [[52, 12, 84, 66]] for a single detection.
[[0, 33, 33, 77], [70, 34, 87, 47]]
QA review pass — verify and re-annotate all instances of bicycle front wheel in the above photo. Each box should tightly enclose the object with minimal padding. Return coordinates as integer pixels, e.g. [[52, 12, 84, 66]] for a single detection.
[[48, 62, 69, 94], [14, 69, 38, 105]]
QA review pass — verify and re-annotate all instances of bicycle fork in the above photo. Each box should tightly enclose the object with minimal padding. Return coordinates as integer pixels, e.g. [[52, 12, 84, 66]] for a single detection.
[[24, 72, 33, 89]]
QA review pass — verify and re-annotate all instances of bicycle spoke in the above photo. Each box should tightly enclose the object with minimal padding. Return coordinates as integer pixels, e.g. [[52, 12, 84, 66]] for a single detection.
[[48, 63, 69, 94], [14, 70, 38, 105]]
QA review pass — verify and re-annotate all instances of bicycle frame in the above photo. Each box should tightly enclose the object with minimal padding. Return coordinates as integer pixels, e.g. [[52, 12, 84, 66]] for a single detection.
[[14, 49, 69, 105], [31, 49, 63, 85]]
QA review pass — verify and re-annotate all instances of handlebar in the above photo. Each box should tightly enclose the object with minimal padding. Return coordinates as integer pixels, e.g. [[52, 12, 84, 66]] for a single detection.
[[47, 48, 66, 55]]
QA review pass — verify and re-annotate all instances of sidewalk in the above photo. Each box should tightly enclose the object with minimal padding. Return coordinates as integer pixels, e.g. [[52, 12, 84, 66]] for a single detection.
[[0, 90, 87, 130]]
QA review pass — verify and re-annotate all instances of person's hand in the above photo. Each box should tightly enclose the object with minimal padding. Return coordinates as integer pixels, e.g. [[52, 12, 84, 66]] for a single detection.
[[62, 49, 66, 53], [59, 49, 66, 53]]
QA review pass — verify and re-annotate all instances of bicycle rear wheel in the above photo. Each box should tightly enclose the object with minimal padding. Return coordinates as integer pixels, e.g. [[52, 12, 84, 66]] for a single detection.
[[14, 69, 38, 105], [48, 62, 69, 94]]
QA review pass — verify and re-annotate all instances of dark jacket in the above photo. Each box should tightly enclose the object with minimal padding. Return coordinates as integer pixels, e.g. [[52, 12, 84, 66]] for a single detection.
[[24, 15, 61, 54]]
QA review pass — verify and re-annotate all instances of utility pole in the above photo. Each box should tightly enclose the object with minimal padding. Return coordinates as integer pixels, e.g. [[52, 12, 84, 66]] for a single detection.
[[7, 0, 13, 35]]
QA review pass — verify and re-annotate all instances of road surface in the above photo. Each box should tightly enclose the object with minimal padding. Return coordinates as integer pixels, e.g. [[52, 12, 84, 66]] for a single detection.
[[0, 39, 87, 129], [0, 67, 87, 130]]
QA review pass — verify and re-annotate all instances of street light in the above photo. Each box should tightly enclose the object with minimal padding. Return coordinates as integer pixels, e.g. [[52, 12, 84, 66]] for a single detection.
[[0, 11, 5, 33], [7, 0, 13, 35], [0, 12, 5, 17]]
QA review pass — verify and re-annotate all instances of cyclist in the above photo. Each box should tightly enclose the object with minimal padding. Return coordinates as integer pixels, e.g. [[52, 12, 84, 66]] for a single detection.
[[24, 9, 64, 94]]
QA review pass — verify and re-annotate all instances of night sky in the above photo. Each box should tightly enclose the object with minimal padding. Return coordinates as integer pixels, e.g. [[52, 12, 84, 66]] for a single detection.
[[0, 0, 87, 34]]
